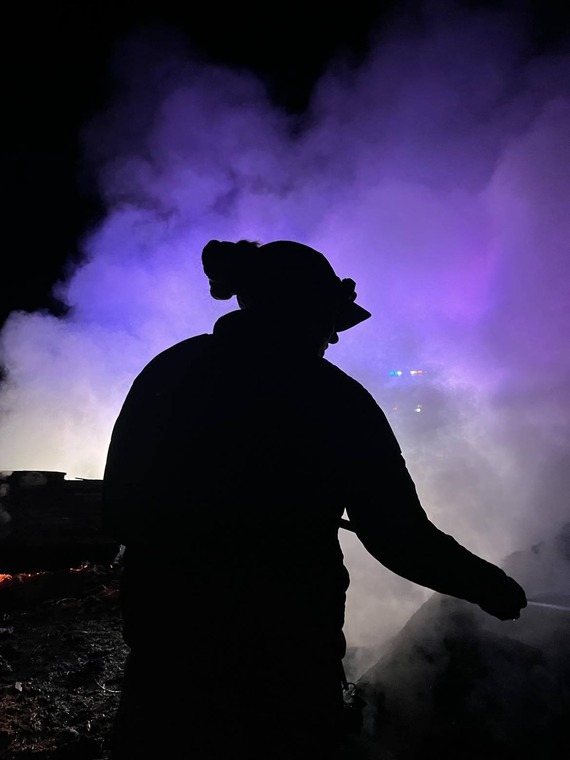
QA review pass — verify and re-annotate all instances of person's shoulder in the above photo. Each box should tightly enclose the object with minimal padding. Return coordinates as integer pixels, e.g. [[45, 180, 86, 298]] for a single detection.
[[318, 358, 401, 455], [320, 357, 378, 404], [135, 333, 213, 382], [151, 333, 212, 363]]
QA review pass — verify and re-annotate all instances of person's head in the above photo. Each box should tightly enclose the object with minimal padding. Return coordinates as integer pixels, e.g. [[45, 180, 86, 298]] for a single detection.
[[201, 239, 371, 355]]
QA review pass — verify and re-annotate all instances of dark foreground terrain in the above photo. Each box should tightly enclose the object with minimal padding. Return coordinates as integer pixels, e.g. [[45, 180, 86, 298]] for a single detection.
[[0, 471, 568, 760], [0, 564, 125, 760], [1, 557, 569, 760]]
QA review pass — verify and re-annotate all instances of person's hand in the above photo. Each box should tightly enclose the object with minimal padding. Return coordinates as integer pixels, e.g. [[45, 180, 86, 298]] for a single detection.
[[478, 575, 527, 621]]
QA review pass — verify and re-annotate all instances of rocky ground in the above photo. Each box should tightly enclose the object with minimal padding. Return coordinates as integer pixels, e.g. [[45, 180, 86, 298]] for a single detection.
[[0, 564, 126, 760], [0, 563, 374, 760]]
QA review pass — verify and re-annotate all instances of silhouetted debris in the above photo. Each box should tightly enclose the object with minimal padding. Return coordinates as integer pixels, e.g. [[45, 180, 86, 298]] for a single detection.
[[0, 564, 121, 612], [0, 472, 118, 574], [356, 522, 570, 760]]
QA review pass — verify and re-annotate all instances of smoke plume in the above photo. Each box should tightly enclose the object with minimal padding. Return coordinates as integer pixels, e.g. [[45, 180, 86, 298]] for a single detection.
[[1, 2, 569, 650]]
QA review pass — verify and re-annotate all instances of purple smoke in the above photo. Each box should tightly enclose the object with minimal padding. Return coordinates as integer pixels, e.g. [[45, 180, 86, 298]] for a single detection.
[[0, 3, 569, 648]]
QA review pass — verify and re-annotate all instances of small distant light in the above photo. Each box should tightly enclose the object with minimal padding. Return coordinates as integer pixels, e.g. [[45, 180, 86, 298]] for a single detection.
[[396, 370, 402, 376], [415, 405, 422, 413], [389, 370, 396, 376], [392, 406, 399, 412], [410, 369, 425, 375]]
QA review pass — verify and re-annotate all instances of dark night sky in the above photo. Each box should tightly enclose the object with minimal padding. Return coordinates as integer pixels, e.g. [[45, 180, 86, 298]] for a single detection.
[[3, 0, 569, 331]]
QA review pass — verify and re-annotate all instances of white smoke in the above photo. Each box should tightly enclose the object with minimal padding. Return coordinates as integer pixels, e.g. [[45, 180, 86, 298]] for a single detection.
[[1, 2, 569, 649]]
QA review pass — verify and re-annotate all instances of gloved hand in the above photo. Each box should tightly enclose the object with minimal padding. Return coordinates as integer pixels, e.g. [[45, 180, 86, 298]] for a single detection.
[[478, 575, 527, 620]]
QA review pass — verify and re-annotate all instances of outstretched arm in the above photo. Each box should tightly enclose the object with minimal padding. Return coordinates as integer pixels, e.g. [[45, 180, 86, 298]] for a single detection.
[[337, 387, 527, 621]]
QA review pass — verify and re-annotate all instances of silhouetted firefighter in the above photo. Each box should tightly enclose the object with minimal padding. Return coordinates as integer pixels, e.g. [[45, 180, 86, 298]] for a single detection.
[[102, 239, 527, 759]]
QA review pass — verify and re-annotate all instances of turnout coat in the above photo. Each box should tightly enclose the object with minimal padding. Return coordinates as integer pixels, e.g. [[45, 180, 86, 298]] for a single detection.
[[102, 308, 510, 747]]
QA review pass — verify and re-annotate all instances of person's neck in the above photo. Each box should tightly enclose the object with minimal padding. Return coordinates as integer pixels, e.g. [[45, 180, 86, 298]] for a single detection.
[[213, 309, 325, 357]]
